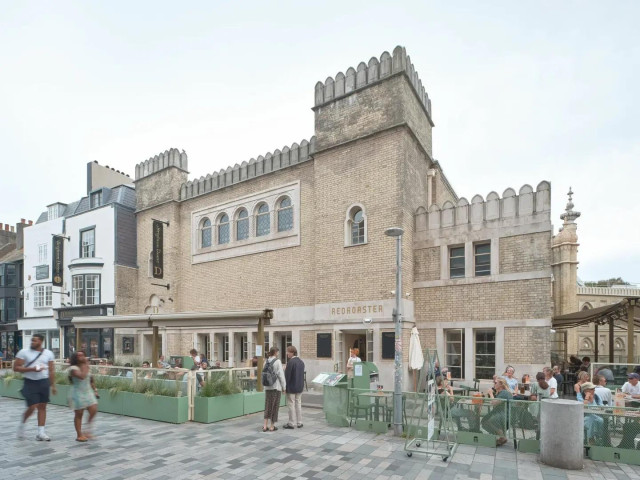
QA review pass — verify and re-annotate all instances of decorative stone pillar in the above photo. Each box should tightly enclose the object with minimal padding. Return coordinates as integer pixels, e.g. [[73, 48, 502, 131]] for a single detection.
[[540, 399, 584, 470]]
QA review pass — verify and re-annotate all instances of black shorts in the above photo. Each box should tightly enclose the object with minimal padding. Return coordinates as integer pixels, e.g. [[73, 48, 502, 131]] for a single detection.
[[22, 378, 50, 407]]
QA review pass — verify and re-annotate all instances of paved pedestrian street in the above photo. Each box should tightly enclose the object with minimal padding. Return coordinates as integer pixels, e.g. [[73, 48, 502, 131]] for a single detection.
[[1, 397, 639, 480]]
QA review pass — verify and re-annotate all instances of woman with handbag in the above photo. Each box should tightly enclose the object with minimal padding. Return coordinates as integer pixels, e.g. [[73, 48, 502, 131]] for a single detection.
[[68, 352, 98, 442]]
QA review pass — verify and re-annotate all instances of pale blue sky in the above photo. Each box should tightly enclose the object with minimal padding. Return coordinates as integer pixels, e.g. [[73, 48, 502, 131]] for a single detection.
[[1, 1, 638, 282]]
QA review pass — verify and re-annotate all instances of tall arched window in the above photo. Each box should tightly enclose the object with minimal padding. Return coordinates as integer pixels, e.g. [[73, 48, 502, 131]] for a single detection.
[[201, 218, 212, 248], [236, 208, 249, 240], [345, 204, 367, 246], [256, 203, 270, 236], [277, 196, 293, 232], [218, 214, 230, 244], [351, 208, 365, 245]]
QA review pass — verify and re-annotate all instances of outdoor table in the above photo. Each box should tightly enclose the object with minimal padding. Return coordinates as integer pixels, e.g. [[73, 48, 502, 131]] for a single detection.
[[358, 391, 392, 422], [450, 386, 467, 395]]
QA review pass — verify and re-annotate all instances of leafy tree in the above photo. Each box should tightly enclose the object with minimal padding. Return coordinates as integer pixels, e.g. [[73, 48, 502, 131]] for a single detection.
[[584, 277, 630, 287]]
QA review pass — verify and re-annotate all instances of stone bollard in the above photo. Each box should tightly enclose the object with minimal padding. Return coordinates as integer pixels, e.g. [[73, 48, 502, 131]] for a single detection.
[[540, 399, 584, 470]]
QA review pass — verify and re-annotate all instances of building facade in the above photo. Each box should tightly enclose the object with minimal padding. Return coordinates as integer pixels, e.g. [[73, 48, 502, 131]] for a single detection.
[[20, 162, 136, 358], [101, 46, 566, 387], [0, 220, 29, 358]]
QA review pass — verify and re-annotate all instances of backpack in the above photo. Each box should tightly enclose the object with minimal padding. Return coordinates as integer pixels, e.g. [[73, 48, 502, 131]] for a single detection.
[[262, 358, 278, 387]]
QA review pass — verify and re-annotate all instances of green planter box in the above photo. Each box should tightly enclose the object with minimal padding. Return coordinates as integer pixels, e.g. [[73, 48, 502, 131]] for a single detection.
[[122, 392, 188, 424], [0, 378, 24, 399], [243, 391, 265, 415], [588, 446, 640, 466], [49, 384, 71, 407], [96, 389, 124, 415], [242, 391, 287, 415], [193, 393, 245, 423]]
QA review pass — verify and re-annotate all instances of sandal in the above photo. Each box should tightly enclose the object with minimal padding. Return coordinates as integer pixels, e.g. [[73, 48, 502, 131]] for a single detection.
[[262, 427, 268, 432], [269, 426, 278, 431], [76, 437, 89, 442]]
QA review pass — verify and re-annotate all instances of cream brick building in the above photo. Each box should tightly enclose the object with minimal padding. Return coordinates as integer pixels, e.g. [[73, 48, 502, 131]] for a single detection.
[[101, 46, 581, 386]]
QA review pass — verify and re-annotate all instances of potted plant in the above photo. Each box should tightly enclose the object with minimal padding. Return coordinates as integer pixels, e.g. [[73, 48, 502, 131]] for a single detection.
[[194, 377, 244, 423]]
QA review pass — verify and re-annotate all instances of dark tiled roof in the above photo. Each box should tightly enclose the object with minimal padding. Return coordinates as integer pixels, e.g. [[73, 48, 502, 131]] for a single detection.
[[35, 185, 135, 224]]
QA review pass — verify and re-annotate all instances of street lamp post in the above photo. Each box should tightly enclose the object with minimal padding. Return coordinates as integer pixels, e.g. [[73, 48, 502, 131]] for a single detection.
[[385, 226, 404, 436]]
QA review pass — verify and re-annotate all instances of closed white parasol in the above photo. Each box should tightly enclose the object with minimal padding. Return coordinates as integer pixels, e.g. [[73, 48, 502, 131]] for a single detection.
[[409, 326, 424, 391]]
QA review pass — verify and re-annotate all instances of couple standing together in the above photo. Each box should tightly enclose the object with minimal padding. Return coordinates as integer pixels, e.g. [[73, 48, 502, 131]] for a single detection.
[[262, 345, 305, 432], [14, 334, 98, 442]]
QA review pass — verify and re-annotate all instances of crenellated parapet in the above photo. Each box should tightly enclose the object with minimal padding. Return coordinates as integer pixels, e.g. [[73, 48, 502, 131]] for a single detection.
[[180, 137, 316, 201], [135, 148, 188, 181], [416, 181, 551, 234], [314, 46, 432, 120]]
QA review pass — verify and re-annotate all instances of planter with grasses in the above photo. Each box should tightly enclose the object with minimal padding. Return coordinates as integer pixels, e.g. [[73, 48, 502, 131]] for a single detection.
[[121, 379, 188, 423], [193, 377, 243, 423], [93, 375, 130, 415], [0, 374, 24, 399]]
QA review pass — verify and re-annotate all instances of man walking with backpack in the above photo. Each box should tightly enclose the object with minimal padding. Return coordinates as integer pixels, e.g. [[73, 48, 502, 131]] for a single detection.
[[283, 345, 304, 429], [13, 334, 57, 441], [262, 347, 286, 432]]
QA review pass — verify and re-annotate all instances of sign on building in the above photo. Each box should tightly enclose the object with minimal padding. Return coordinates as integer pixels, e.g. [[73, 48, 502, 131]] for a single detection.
[[52, 235, 64, 287], [152, 220, 164, 279]]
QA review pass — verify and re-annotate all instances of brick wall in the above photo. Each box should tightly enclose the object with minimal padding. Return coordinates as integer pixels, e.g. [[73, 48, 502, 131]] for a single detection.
[[414, 278, 553, 322], [414, 247, 440, 282], [418, 328, 437, 350], [500, 232, 551, 274], [504, 326, 550, 364], [300, 330, 318, 359]]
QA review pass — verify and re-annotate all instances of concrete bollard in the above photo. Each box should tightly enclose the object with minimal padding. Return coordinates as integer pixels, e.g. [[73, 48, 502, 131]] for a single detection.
[[540, 399, 584, 470]]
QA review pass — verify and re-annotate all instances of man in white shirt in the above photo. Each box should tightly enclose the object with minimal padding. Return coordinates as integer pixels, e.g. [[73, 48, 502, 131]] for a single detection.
[[13, 334, 57, 441], [592, 374, 612, 406], [621, 373, 640, 398], [543, 367, 558, 399]]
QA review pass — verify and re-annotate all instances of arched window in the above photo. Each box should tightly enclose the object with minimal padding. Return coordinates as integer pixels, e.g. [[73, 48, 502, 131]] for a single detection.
[[236, 208, 249, 240], [277, 196, 293, 232], [201, 218, 212, 248], [256, 203, 270, 236], [217, 214, 230, 245], [345, 204, 367, 246], [351, 208, 365, 245]]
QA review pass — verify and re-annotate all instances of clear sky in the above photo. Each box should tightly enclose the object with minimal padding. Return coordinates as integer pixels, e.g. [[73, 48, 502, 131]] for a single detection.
[[1, 1, 638, 283]]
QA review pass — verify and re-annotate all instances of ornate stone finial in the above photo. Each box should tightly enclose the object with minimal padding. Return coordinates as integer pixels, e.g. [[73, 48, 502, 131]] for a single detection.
[[560, 187, 581, 225]]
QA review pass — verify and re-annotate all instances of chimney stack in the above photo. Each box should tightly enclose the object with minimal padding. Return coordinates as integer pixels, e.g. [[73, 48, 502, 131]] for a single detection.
[[4, 224, 8, 231], [10, 226, 14, 232], [0, 223, 3, 230]]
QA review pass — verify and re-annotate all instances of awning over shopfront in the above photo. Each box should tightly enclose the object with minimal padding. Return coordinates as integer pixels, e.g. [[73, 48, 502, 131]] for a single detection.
[[71, 309, 271, 329], [552, 297, 640, 363], [71, 308, 273, 391]]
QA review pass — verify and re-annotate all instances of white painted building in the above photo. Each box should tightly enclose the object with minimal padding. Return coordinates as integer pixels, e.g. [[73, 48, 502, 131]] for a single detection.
[[20, 162, 135, 358]]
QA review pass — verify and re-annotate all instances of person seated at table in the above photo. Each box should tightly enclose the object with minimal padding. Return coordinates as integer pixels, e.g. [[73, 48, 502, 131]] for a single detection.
[[579, 382, 604, 445], [529, 372, 549, 401], [591, 374, 612, 405], [543, 367, 559, 399], [594, 365, 614, 383], [502, 366, 519, 396], [621, 373, 640, 400], [573, 371, 590, 397], [435, 377, 480, 432], [212, 361, 222, 369], [581, 356, 591, 371], [482, 378, 512, 446], [158, 355, 170, 369]]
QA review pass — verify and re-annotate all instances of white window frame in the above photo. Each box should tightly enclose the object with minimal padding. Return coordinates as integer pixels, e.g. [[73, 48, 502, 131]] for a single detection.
[[33, 285, 52, 308], [474, 242, 491, 277], [38, 243, 48, 265], [474, 329, 496, 380], [81, 229, 96, 258], [276, 196, 294, 233], [344, 203, 368, 247], [444, 328, 465, 379]]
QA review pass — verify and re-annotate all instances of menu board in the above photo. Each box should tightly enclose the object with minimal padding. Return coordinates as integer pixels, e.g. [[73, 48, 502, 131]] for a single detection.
[[312, 372, 345, 386]]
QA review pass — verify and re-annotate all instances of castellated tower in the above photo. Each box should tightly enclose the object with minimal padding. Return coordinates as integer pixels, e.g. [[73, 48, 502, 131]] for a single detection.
[[131, 149, 189, 313], [311, 46, 442, 305]]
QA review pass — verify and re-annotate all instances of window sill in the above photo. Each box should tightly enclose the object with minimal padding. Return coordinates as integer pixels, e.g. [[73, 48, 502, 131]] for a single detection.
[[344, 242, 368, 248]]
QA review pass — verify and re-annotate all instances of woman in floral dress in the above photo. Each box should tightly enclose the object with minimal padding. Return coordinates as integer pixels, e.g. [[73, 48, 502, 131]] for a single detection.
[[68, 352, 98, 442]]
